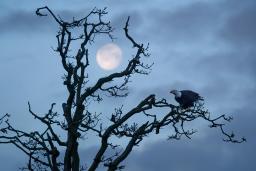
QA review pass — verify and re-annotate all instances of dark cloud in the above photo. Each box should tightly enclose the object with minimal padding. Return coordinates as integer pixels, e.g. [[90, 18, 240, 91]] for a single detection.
[[0, 145, 26, 170], [219, 1, 256, 47], [140, 1, 223, 45], [196, 50, 256, 84], [0, 8, 96, 35], [0, 10, 55, 34]]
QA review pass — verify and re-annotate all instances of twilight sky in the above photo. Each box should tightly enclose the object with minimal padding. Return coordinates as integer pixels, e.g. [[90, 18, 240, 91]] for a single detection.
[[0, 0, 256, 170]]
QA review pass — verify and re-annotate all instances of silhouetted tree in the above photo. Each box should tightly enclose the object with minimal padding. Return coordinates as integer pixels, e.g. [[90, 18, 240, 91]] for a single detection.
[[0, 6, 245, 171]]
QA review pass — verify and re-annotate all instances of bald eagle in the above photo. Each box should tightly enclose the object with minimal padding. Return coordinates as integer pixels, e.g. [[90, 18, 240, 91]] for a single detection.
[[170, 90, 203, 108]]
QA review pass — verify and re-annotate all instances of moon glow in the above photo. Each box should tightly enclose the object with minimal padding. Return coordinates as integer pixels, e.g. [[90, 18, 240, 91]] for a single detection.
[[96, 43, 122, 70]]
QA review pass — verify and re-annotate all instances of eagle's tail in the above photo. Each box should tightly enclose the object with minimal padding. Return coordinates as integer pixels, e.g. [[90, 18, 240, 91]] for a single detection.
[[198, 96, 204, 101]]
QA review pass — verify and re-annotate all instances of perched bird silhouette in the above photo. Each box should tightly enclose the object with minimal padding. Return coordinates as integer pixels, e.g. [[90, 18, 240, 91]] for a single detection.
[[170, 90, 203, 108]]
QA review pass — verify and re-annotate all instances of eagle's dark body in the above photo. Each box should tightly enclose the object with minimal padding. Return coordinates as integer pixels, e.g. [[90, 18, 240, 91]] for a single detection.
[[171, 90, 203, 108]]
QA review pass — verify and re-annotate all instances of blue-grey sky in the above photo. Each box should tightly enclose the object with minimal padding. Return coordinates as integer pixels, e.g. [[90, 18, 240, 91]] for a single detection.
[[0, 0, 256, 170]]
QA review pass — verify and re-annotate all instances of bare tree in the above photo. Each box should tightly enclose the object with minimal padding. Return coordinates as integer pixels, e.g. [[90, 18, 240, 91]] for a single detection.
[[0, 6, 245, 171]]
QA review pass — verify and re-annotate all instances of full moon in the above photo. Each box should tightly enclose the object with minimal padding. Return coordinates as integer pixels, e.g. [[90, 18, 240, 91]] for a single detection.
[[96, 43, 122, 70]]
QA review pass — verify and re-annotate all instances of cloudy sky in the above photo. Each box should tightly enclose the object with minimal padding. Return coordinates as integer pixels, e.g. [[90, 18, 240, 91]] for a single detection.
[[0, 0, 256, 170]]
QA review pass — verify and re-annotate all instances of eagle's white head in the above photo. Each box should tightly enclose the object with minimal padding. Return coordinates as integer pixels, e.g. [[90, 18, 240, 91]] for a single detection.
[[170, 89, 181, 98]]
